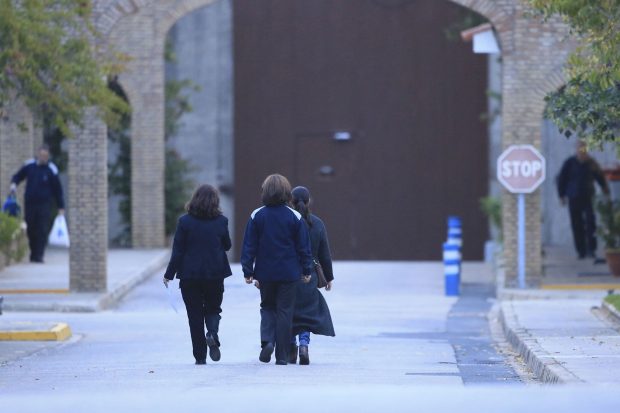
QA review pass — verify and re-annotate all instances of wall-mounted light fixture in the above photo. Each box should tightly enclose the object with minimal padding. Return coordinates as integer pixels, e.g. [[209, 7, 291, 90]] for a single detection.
[[333, 131, 352, 141]]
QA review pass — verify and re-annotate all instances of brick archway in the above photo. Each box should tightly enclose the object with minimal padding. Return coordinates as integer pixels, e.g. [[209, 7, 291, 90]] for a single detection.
[[62, 0, 575, 290], [95, 0, 516, 251]]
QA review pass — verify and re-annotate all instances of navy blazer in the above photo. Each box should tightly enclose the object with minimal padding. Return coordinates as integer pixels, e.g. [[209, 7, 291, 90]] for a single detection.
[[241, 204, 313, 283], [164, 214, 232, 280], [12, 159, 65, 208]]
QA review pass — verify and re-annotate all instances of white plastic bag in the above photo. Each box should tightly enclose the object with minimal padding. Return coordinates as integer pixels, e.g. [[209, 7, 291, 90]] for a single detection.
[[48, 215, 70, 247]]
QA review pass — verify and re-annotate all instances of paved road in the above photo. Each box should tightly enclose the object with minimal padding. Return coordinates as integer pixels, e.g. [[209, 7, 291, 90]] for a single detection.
[[1, 262, 619, 412]]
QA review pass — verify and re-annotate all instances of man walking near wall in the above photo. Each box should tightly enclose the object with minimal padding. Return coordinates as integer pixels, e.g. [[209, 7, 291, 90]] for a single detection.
[[557, 140, 609, 259], [10, 144, 65, 263]]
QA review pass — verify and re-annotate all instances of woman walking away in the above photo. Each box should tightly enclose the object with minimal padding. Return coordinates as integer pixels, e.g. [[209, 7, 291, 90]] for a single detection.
[[241, 174, 314, 365], [289, 186, 335, 365], [163, 184, 232, 365]]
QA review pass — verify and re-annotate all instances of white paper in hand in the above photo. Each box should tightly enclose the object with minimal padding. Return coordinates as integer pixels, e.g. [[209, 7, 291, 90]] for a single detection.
[[166, 284, 179, 314], [48, 215, 70, 247]]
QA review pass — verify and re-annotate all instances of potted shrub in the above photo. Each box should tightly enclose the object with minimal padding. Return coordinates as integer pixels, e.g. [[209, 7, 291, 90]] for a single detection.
[[595, 197, 620, 276], [0, 212, 26, 271]]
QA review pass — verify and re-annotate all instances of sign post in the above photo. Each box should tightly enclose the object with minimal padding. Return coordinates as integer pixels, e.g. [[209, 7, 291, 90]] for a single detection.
[[497, 145, 546, 289]]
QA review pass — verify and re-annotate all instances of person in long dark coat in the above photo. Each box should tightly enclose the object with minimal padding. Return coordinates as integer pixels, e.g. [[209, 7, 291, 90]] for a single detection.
[[289, 186, 335, 365], [241, 174, 314, 365], [163, 184, 232, 365]]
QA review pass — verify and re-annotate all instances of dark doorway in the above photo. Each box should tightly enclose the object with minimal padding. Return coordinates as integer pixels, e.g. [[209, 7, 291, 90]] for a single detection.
[[233, 0, 489, 260]]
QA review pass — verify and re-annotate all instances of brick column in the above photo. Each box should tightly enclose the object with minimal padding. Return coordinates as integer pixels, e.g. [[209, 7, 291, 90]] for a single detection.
[[500, 51, 545, 287], [130, 77, 166, 248], [68, 109, 108, 292]]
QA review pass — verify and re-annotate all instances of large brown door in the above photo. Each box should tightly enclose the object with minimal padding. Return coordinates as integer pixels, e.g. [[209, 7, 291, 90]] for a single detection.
[[234, 0, 489, 260], [295, 134, 359, 259]]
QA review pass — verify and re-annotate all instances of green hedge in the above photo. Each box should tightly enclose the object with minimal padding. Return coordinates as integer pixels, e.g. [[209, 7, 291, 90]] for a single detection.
[[0, 212, 25, 264]]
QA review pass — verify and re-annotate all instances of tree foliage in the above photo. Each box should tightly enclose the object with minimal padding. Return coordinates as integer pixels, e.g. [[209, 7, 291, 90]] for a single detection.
[[528, 0, 620, 146], [0, 0, 129, 135]]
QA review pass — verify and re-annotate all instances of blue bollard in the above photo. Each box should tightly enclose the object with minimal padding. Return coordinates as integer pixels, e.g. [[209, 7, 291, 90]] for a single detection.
[[447, 216, 463, 248], [443, 242, 460, 296]]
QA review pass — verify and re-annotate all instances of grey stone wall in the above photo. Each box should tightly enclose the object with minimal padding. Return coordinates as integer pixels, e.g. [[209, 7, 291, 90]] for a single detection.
[[165, 0, 235, 250]]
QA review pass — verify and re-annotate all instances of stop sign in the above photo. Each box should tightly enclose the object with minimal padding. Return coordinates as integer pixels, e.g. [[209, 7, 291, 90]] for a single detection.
[[497, 145, 546, 193]]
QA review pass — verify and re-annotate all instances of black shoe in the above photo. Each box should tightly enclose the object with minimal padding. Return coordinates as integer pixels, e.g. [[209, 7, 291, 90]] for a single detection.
[[275, 360, 287, 365], [206, 333, 221, 362], [288, 344, 298, 364], [299, 346, 309, 365], [195, 359, 206, 365], [259, 342, 274, 363]]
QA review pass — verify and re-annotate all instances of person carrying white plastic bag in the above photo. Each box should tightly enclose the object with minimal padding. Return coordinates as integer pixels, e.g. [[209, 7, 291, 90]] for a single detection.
[[48, 214, 70, 247]]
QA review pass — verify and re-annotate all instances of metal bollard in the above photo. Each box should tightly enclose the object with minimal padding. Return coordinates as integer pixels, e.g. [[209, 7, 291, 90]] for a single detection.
[[443, 243, 460, 296]]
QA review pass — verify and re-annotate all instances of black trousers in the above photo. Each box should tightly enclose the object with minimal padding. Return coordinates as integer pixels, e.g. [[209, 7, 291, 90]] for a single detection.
[[24, 201, 51, 262], [568, 196, 597, 257], [260, 280, 297, 363], [180, 278, 224, 362]]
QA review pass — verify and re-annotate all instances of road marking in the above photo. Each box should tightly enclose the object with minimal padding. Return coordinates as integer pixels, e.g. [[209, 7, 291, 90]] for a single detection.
[[0, 289, 70, 294], [0, 322, 72, 341]]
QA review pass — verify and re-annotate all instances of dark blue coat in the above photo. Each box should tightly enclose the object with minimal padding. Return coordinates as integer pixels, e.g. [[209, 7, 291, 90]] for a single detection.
[[557, 156, 608, 199], [164, 214, 232, 280], [241, 204, 313, 283], [12, 159, 64, 208]]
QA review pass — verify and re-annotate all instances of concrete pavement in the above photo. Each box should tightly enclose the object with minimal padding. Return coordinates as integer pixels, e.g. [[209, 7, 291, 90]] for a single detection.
[[0, 262, 525, 392], [501, 297, 620, 384], [1, 260, 620, 411], [0, 249, 169, 312]]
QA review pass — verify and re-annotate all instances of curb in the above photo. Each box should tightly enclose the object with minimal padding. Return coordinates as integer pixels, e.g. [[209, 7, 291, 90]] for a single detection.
[[499, 301, 583, 384], [2, 252, 169, 312], [601, 301, 620, 325], [0, 322, 72, 341], [97, 252, 169, 311], [498, 288, 608, 301]]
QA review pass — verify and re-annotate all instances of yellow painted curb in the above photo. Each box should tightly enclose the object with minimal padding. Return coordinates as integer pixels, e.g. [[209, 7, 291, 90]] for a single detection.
[[541, 283, 620, 291], [0, 322, 72, 341], [0, 289, 70, 294]]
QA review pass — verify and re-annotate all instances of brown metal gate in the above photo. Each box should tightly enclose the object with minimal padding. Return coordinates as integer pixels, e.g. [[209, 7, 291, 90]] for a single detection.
[[233, 0, 489, 260]]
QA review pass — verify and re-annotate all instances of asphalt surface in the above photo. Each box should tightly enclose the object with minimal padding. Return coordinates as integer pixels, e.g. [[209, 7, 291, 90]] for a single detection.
[[1, 262, 619, 412]]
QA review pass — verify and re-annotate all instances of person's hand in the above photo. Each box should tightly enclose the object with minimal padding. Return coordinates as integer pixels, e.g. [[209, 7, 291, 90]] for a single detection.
[[254, 280, 260, 289], [325, 281, 333, 291], [560, 197, 567, 206], [9, 183, 16, 192], [58, 209, 65, 216], [245, 276, 254, 284], [302, 275, 311, 284], [163, 278, 170, 288]]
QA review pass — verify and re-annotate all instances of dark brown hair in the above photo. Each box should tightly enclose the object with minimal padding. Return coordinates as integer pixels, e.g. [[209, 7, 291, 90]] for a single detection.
[[186, 184, 222, 219], [261, 174, 292, 206], [292, 186, 312, 228]]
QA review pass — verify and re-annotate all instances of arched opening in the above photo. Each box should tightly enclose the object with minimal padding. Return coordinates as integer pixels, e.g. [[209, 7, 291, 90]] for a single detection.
[[542, 101, 619, 284], [105, 0, 499, 261], [164, 0, 235, 245]]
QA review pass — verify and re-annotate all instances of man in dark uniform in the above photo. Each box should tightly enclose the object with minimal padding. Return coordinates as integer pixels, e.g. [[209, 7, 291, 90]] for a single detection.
[[10, 145, 65, 263], [557, 140, 609, 259]]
